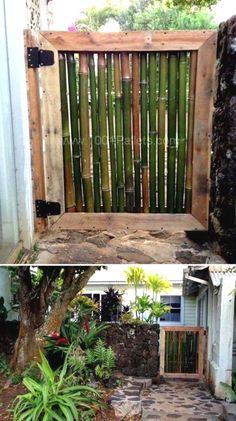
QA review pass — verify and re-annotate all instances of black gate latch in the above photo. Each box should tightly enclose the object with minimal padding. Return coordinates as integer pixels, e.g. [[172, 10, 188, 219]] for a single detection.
[[27, 47, 54, 68], [36, 200, 61, 218]]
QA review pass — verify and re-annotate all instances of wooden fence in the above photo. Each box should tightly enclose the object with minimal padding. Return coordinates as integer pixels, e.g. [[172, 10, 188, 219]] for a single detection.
[[160, 326, 207, 379], [26, 30, 217, 233]]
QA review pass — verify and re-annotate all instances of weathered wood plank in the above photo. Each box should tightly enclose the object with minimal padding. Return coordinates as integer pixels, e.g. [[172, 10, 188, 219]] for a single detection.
[[52, 213, 205, 231], [162, 326, 203, 332], [40, 30, 216, 52], [198, 328, 205, 378], [163, 373, 200, 379], [192, 32, 217, 228], [25, 30, 47, 233], [160, 329, 165, 376], [39, 34, 65, 225]]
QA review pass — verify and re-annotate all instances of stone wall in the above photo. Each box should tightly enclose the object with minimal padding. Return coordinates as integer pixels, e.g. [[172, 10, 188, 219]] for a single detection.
[[210, 16, 236, 262], [101, 323, 159, 378], [0, 321, 19, 356]]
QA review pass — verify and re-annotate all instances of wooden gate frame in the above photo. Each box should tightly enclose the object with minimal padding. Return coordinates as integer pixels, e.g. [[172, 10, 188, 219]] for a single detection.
[[25, 30, 217, 234], [160, 326, 207, 379]]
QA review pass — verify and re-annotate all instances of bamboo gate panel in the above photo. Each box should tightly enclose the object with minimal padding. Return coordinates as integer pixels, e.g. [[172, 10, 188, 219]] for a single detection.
[[160, 326, 207, 379], [26, 30, 217, 233]]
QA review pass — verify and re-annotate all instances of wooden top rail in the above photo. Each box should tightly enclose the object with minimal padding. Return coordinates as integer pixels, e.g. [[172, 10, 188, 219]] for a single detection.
[[161, 326, 205, 332], [40, 30, 216, 52]]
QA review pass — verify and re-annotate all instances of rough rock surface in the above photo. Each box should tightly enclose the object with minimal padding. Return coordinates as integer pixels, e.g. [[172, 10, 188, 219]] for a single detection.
[[101, 324, 159, 378], [110, 378, 224, 420], [211, 16, 236, 262], [27, 229, 225, 264]]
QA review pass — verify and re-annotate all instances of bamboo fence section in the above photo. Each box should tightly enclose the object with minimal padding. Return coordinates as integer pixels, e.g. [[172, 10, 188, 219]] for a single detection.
[[59, 53, 75, 212], [58, 50, 196, 215]]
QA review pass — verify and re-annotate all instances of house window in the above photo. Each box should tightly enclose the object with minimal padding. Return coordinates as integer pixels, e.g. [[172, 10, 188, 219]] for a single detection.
[[160, 296, 181, 322]]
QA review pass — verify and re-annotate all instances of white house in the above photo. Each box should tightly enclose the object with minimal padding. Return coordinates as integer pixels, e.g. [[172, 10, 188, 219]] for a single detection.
[[183, 265, 236, 399], [85, 264, 197, 326]]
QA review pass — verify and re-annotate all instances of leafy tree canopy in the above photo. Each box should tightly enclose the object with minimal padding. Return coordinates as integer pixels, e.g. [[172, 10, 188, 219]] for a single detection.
[[76, 0, 217, 31]]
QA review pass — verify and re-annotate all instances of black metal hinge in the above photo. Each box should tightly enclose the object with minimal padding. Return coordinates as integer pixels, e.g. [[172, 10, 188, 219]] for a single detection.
[[27, 47, 54, 68], [36, 200, 61, 218]]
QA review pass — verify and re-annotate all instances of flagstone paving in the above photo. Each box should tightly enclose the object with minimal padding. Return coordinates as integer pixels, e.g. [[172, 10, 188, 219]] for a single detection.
[[141, 380, 224, 421], [25, 229, 225, 264], [109, 377, 224, 420]]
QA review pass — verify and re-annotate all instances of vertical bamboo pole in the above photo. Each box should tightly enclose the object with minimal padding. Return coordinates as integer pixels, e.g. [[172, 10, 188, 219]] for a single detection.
[[149, 53, 157, 213], [158, 53, 168, 213], [185, 51, 197, 213], [98, 53, 111, 212], [89, 54, 101, 212], [59, 52, 76, 212], [114, 54, 125, 212], [132, 53, 141, 212], [121, 53, 134, 212], [79, 53, 94, 212], [140, 53, 149, 213], [67, 53, 83, 212], [107, 53, 117, 212], [167, 52, 178, 213], [176, 51, 187, 213]]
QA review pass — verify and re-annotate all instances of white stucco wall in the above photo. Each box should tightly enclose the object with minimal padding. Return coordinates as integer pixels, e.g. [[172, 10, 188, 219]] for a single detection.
[[207, 278, 235, 399], [0, 267, 18, 321]]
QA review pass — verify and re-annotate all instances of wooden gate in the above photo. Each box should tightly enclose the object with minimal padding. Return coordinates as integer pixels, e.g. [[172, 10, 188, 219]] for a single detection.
[[160, 326, 207, 379], [25, 30, 217, 233]]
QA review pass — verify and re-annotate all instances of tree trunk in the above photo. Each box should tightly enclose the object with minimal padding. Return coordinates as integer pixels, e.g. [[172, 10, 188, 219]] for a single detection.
[[11, 266, 97, 372]]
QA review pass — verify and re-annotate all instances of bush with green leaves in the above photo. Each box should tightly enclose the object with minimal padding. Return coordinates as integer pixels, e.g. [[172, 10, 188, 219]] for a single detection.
[[221, 374, 236, 403], [86, 339, 116, 382], [12, 351, 102, 421]]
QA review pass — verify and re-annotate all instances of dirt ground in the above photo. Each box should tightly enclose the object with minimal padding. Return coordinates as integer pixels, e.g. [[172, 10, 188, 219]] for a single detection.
[[23, 229, 225, 264], [0, 376, 25, 420]]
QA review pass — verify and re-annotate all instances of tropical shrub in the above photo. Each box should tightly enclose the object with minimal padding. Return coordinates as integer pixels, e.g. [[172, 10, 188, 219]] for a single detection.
[[147, 302, 172, 323], [101, 287, 122, 322], [133, 294, 152, 321], [221, 374, 236, 403], [12, 352, 102, 421], [86, 339, 116, 383]]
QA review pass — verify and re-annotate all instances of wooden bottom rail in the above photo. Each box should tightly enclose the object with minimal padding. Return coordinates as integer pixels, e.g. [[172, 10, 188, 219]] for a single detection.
[[52, 213, 205, 231]]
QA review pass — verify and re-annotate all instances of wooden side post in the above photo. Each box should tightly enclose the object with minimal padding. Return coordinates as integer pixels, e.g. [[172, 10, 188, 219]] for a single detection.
[[25, 30, 47, 233], [160, 328, 165, 376], [39, 33, 65, 225], [192, 33, 217, 228]]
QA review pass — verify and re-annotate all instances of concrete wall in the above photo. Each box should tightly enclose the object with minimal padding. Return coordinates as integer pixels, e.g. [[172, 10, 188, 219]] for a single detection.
[[210, 16, 236, 262]]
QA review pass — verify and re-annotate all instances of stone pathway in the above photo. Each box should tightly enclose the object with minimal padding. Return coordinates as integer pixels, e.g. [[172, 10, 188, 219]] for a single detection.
[[25, 229, 225, 264], [109, 378, 224, 420]]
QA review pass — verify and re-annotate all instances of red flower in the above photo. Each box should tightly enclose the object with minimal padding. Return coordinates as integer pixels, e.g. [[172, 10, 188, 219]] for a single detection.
[[83, 315, 90, 333], [55, 337, 69, 346], [50, 332, 60, 339]]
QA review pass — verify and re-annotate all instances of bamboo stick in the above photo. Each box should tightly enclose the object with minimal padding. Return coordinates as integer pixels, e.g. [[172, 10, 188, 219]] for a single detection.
[[89, 54, 101, 212], [149, 52, 157, 213], [140, 53, 149, 213], [167, 52, 178, 213], [67, 53, 83, 212], [59, 52, 76, 212], [121, 53, 134, 212], [185, 51, 197, 213], [98, 53, 111, 212], [158, 52, 168, 213], [107, 53, 117, 212], [132, 53, 141, 212], [176, 51, 187, 212], [79, 53, 94, 212], [114, 54, 125, 212]]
